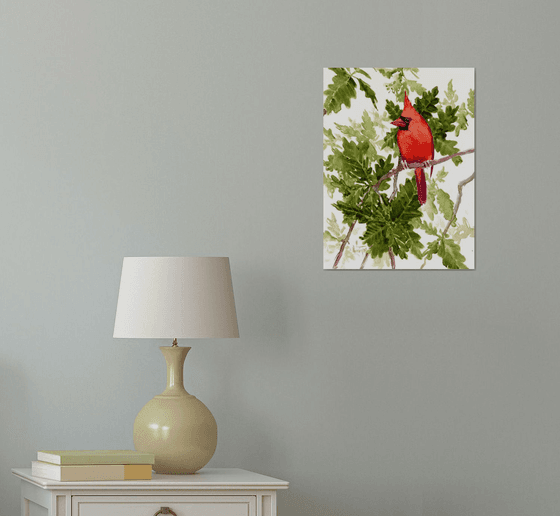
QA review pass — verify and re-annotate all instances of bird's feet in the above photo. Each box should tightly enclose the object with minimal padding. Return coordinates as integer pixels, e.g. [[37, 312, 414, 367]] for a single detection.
[[401, 159, 409, 170], [419, 160, 432, 169]]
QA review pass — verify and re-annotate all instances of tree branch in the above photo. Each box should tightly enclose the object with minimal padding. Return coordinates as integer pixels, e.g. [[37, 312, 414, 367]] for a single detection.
[[331, 147, 475, 269], [359, 253, 369, 269], [441, 172, 475, 238], [389, 170, 400, 202], [388, 248, 396, 269], [374, 148, 475, 190], [420, 171, 475, 270], [333, 220, 357, 269]]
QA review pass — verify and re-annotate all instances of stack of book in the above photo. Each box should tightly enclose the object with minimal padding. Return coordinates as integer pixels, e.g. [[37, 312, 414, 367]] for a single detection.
[[31, 450, 155, 481]]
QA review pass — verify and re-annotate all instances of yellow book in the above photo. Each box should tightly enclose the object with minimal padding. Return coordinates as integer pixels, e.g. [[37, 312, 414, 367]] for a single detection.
[[37, 450, 155, 465], [31, 461, 152, 481]]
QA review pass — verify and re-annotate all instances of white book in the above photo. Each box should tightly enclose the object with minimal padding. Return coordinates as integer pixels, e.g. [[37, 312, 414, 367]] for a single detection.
[[31, 461, 152, 481], [37, 449, 155, 465]]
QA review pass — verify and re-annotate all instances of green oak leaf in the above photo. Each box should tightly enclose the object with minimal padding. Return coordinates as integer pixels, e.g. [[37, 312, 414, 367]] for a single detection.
[[361, 111, 377, 141], [362, 218, 389, 259], [436, 189, 454, 222], [323, 127, 340, 151], [380, 69, 426, 102], [435, 167, 449, 182], [414, 87, 439, 120], [435, 138, 461, 163], [374, 155, 395, 180], [376, 68, 398, 79], [369, 253, 391, 269], [438, 237, 468, 269], [442, 80, 458, 107], [377, 179, 424, 259], [332, 200, 368, 225], [434, 105, 459, 135], [372, 156, 395, 192], [357, 78, 377, 109], [330, 138, 372, 182], [455, 103, 469, 136], [324, 70, 357, 114], [325, 213, 344, 240], [353, 68, 371, 79], [467, 89, 475, 118], [334, 122, 362, 140], [323, 173, 337, 197], [424, 240, 440, 261], [390, 178, 422, 224], [423, 180, 438, 221], [405, 79, 426, 96], [385, 99, 402, 121], [391, 223, 423, 260], [418, 220, 439, 236], [408, 232, 424, 259], [382, 128, 398, 151], [450, 218, 475, 243]]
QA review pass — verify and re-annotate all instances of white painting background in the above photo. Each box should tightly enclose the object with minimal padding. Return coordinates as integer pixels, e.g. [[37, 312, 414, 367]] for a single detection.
[[323, 68, 475, 270]]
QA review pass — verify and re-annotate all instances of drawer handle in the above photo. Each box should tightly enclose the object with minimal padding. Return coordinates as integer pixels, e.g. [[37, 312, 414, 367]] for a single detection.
[[154, 508, 177, 516]]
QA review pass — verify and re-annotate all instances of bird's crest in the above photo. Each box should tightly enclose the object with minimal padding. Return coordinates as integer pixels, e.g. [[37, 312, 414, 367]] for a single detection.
[[401, 91, 418, 118], [403, 91, 413, 109]]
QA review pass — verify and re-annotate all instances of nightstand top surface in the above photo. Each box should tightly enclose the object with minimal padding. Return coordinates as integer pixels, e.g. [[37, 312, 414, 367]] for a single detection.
[[11, 467, 289, 491]]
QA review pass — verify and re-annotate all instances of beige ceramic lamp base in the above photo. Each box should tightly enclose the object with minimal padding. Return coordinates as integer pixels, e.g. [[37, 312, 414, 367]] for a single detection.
[[133, 346, 217, 474]]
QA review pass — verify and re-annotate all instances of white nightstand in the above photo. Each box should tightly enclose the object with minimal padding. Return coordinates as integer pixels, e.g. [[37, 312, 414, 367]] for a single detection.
[[12, 467, 289, 516]]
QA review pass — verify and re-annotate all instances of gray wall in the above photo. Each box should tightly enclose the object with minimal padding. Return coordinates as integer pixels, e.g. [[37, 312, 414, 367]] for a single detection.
[[1, 1, 558, 515]]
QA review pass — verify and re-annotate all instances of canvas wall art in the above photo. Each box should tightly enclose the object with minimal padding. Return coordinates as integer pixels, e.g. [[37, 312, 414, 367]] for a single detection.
[[323, 68, 475, 269]]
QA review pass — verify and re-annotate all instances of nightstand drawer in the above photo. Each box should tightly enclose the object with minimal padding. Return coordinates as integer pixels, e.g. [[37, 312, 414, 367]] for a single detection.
[[72, 496, 256, 516]]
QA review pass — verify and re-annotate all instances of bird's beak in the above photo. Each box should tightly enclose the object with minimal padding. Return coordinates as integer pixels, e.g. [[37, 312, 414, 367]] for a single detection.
[[391, 118, 407, 128]]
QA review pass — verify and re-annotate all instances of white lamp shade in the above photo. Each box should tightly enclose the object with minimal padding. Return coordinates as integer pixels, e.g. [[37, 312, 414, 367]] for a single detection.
[[113, 257, 239, 339]]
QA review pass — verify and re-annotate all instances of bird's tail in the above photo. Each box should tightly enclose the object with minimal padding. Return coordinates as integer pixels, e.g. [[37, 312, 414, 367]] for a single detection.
[[415, 168, 427, 205]]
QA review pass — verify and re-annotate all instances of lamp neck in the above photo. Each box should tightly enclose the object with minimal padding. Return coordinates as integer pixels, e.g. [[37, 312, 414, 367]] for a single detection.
[[159, 346, 192, 396]]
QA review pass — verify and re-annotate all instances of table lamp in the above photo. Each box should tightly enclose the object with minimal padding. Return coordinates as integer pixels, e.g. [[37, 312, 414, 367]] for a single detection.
[[113, 257, 239, 474]]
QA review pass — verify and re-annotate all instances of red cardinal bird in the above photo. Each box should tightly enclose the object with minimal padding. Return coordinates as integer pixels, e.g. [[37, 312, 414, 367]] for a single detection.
[[391, 92, 434, 205]]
